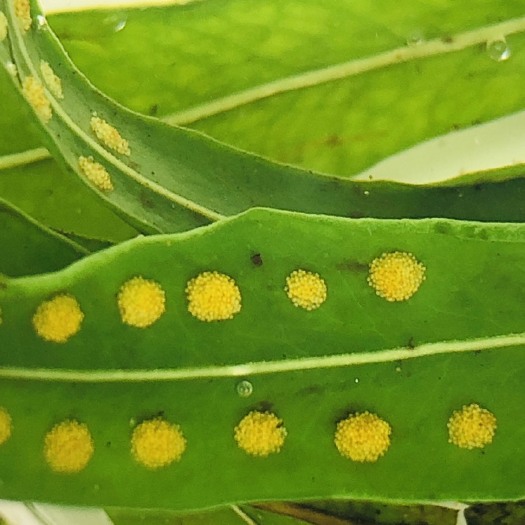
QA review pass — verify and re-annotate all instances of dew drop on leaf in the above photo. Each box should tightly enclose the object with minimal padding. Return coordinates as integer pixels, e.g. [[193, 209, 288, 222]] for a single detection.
[[36, 14, 47, 30], [486, 38, 511, 62], [406, 31, 425, 46], [236, 380, 253, 398], [102, 12, 128, 33]]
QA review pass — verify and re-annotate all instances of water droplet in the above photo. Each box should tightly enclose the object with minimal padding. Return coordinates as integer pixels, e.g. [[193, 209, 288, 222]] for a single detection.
[[103, 12, 128, 33], [354, 378, 359, 384], [406, 31, 425, 47], [4, 61, 17, 77], [395, 366, 402, 372], [129, 417, 136, 427], [486, 38, 511, 62], [236, 380, 253, 398], [36, 15, 47, 29], [364, 190, 370, 196]]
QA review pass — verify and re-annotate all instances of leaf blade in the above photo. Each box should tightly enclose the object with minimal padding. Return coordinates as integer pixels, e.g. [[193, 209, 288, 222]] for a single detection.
[[0, 209, 523, 508]]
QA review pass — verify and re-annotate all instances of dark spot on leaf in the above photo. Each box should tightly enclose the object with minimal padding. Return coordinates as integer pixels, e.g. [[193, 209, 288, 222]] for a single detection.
[[433, 221, 452, 235], [442, 35, 453, 43], [407, 336, 416, 349], [299, 384, 323, 396], [336, 259, 367, 272], [250, 253, 263, 267], [140, 191, 155, 209], [257, 401, 274, 412], [148, 104, 159, 116], [324, 135, 343, 147], [106, 441, 112, 448], [347, 210, 366, 219]]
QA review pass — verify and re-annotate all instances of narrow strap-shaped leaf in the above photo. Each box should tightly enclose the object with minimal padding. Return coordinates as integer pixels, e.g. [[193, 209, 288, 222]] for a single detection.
[[0, 197, 89, 276], [2, 0, 525, 235], [0, 209, 523, 508]]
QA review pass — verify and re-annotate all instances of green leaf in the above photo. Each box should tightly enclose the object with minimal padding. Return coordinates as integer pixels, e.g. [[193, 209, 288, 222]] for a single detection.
[[47, 0, 525, 178], [0, 209, 523, 509], [3, 0, 525, 237], [0, 197, 89, 276], [0, 66, 139, 243], [107, 504, 311, 525]]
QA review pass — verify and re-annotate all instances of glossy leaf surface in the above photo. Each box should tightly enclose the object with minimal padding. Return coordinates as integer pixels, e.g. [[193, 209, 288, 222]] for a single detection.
[[2, 0, 525, 238], [48, 1, 525, 179], [0, 209, 523, 510]]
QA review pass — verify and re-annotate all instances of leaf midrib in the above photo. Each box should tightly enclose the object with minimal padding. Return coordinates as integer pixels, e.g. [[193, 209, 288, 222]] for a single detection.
[[1, 332, 523, 383], [5, 1, 224, 222], [163, 16, 525, 126]]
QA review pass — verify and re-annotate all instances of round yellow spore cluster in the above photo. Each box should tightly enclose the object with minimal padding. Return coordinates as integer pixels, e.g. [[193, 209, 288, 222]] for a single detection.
[[22, 76, 52, 123], [186, 271, 241, 322], [368, 251, 425, 302], [334, 411, 392, 462], [117, 276, 166, 328], [90, 116, 130, 155], [285, 269, 327, 311], [234, 410, 287, 457], [0, 12, 8, 42], [0, 407, 12, 446], [14, 0, 31, 31], [40, 61, 64, 99], [44, 420, 94, 474], [447, 403, 497, 449], [32, 294, 84, 343], [78, 156, 114, 191], [131, 418, 186, 469]]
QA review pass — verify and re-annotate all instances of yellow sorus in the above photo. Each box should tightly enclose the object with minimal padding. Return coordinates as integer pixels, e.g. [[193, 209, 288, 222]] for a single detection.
[[32, 294, 84, 343], [22, 76, 52, 123], [0, 12, 8, 42], [44, 420, 94, 474], [234, 411, 287, 457], [368, 251, 425, 302], [131, 418, 186, 469], [117, 276, 166, 328], [0, 408, 12, 446], [40, 61, 64, 99], [78, 156, 114, 192], [285, 269, 327, 311], [186, 271, 241, 322], [334, 411, 392, 463], [448, 403, 497, 450], [90, 116, 130, 155], [14, 0, 31, 31]]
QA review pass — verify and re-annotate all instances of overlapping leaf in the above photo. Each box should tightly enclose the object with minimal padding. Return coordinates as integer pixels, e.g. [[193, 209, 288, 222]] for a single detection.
[[48, 0, 525, 179], [2, 0, 525, 238]]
